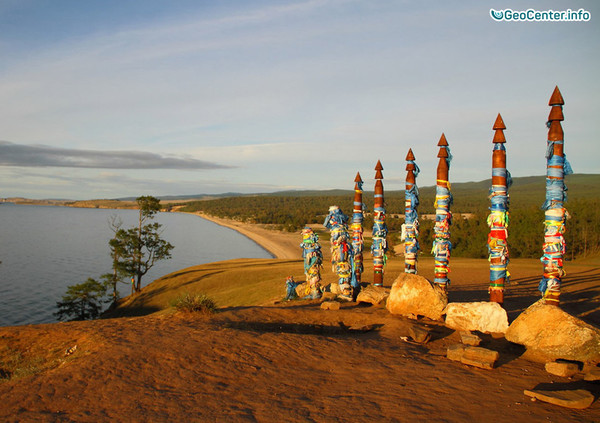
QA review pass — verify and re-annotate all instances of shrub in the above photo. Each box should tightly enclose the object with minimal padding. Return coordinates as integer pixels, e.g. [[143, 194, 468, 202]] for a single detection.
[[171, 292, 217, 314], [55, 277, 108, 321]]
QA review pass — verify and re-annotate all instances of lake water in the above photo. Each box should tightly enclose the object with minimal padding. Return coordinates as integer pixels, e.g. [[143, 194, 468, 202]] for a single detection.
[[0, 204, 272, 326]]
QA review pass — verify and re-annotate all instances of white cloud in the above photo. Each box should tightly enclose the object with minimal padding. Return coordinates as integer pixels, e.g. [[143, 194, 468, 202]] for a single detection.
[[0, 141, 232, 169]]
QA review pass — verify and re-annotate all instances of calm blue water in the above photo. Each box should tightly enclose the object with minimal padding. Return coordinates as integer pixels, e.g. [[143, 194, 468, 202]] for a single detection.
[[0, 204, 272, 326]]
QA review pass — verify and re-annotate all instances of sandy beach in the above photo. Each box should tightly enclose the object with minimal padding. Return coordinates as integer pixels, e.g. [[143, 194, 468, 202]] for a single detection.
[[192, 212, 302, 260]]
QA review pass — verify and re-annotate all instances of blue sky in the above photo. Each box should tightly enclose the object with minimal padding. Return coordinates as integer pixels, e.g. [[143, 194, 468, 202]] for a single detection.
[[0, 0, 598, 199]]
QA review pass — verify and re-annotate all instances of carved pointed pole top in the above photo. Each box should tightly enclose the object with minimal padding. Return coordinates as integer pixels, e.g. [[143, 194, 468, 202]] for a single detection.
[[493, 113, 506, 130], [354, 172, 363, 191], [547, 86, 565, 145], [549, 86, 564, 106], [437, 133, 448, 147], [548, 86, 565, 142], [406, 148, 416, 172], [375, 160, 384, 180], [436, 135, 449, 181], [493, 113, 507, 144]]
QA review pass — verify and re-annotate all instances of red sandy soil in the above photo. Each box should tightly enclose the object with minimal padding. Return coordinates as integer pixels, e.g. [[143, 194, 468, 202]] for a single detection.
[[1, 264, 599, 422]]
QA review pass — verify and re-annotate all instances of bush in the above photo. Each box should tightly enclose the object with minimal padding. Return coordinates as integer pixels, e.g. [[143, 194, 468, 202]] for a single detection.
[[171, 292, 217, 314], [55, 277, 108, 321]]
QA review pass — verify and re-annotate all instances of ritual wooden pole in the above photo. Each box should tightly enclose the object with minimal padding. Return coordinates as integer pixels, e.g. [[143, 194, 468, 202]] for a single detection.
[[403, 149, 420, 274], [432, 134, 452, 291], [488, 114, 511, 304], [351, 172, 365, 289], [372, 160, 388, 287], [323, 206, 353, 300], [540, 86, 571, 306], [300, 227, 323, 299]]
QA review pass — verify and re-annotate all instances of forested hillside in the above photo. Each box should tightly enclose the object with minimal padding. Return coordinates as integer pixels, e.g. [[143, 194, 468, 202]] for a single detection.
[[181, 174, 600, 260]]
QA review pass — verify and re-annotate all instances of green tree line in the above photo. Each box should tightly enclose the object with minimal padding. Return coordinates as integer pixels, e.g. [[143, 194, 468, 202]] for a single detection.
[[181, 175, 600, 260]]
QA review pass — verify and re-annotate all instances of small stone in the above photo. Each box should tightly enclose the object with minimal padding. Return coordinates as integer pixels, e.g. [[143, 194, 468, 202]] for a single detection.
[[349, 324, 378, 332], [321, 292, 337, 301], [295, 282, 309, 298], [583, 367, 600, 381], [320, 301, 340, 311], [408, 324, 431, 344], [447, 344, 466, 362], [460, 331, 482, 346], [329, 283, 342, 295], [356, 285, 389, 306], [446, 344, 499, 369], [461, 346, 499, 370], [545, 361, 579, 377], [523, 389, 595, 409], [444, 302, 509, 334], [460, 356, 495, 370]]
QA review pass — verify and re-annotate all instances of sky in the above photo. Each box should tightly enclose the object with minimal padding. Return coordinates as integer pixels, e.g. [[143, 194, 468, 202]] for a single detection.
[[0, 0, 598, 199]]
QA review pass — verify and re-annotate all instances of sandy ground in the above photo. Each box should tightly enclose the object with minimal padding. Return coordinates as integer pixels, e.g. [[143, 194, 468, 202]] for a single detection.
[[1, 215, 599, 422], [1, 301, 599, 422]]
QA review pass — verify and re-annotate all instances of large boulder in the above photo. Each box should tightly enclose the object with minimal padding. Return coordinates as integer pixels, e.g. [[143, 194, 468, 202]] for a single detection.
[[505, 299, 600, 363], [386, 273, 447, 321], [444, 301, 509, 334]]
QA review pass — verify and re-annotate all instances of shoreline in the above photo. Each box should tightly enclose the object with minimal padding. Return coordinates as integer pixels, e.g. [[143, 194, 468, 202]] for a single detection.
[[188, 212, 300, 260], [5, 201, 300, 260]]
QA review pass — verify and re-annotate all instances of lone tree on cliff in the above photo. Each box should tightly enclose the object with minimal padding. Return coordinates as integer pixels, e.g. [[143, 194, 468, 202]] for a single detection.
[[110, 196, 174, 293]]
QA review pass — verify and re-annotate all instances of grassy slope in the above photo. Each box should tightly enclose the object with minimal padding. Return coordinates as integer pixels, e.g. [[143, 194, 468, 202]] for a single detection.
[[110, 253, 600, 321], [107, 259, 311, 317]]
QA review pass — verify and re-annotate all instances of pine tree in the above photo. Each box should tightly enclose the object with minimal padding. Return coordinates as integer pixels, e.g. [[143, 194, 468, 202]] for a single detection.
[[109, 196, 174, 293], [54, 278, 108, 321]]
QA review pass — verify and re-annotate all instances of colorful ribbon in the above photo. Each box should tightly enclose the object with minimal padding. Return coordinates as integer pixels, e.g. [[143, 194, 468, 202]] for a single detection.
[[300, 227, 323, 299], [324, 206, 354, 299], [403, 159, 420, 274]]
